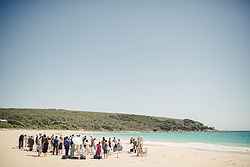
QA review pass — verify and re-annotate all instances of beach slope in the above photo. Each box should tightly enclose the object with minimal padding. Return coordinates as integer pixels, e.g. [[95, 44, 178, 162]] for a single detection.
[[0, 129, 250, 167]]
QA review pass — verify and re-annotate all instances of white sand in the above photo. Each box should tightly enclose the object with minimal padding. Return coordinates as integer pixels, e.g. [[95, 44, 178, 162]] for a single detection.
[[0, 129, 250, 167]]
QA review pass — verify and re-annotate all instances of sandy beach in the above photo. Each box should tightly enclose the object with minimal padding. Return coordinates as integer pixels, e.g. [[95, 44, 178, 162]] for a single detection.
[[0, 129, 250, 167]]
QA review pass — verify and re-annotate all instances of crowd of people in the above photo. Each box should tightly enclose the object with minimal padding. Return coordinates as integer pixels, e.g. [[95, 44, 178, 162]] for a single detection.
[[129, 136, 146, 157], [18, 133, 124, 159]]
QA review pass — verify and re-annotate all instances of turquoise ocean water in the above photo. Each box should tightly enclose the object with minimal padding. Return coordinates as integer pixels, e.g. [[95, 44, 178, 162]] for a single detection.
[[87, 131, 250, 148]]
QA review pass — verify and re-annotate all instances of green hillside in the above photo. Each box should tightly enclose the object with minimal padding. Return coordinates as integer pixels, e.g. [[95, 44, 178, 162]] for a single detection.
[[0, 108, 214, 131]]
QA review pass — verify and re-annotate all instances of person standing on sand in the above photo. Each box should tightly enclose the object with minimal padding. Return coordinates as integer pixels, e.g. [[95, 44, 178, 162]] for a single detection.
[[103, 140, 108, 159], [24, 134, 28, 151], [49, 134, 54, 153], [83, 139, 90, 159], [70, 141, 75, 158], [47, 135, 52, 153], [79, 144, 85, 159], [90, 136, 95, 155], [37, 134, 42, 157], [94, 142, 102, 159], [28, 136, 34, 151], [136, 137, 143, 157], [18, 134, 24, 150], [64, 136, 70, 156], [101, 137, 105, 153], [52, 136, 59, 155], [133, 138, 137, 153], [42, 135, 49, 156], [112, 137, 117, 152], [93, 138, 97, 153], [58, 136, 63, 155], [108, 137, 112, 151]]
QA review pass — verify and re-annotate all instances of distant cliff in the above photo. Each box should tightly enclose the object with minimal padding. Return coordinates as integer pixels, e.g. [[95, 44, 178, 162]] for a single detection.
[[0, 108, 214, 131]]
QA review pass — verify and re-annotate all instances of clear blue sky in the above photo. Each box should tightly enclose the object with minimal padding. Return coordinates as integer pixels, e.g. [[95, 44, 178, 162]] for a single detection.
[[1, 0, 250, 130]]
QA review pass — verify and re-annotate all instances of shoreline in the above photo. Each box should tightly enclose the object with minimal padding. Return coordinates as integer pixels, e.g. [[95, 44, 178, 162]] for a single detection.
[[1, 129, 250, 154]]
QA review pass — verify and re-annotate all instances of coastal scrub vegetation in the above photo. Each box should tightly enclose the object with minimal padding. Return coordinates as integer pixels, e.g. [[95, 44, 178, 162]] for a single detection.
[[0, 108, 214, 131]]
